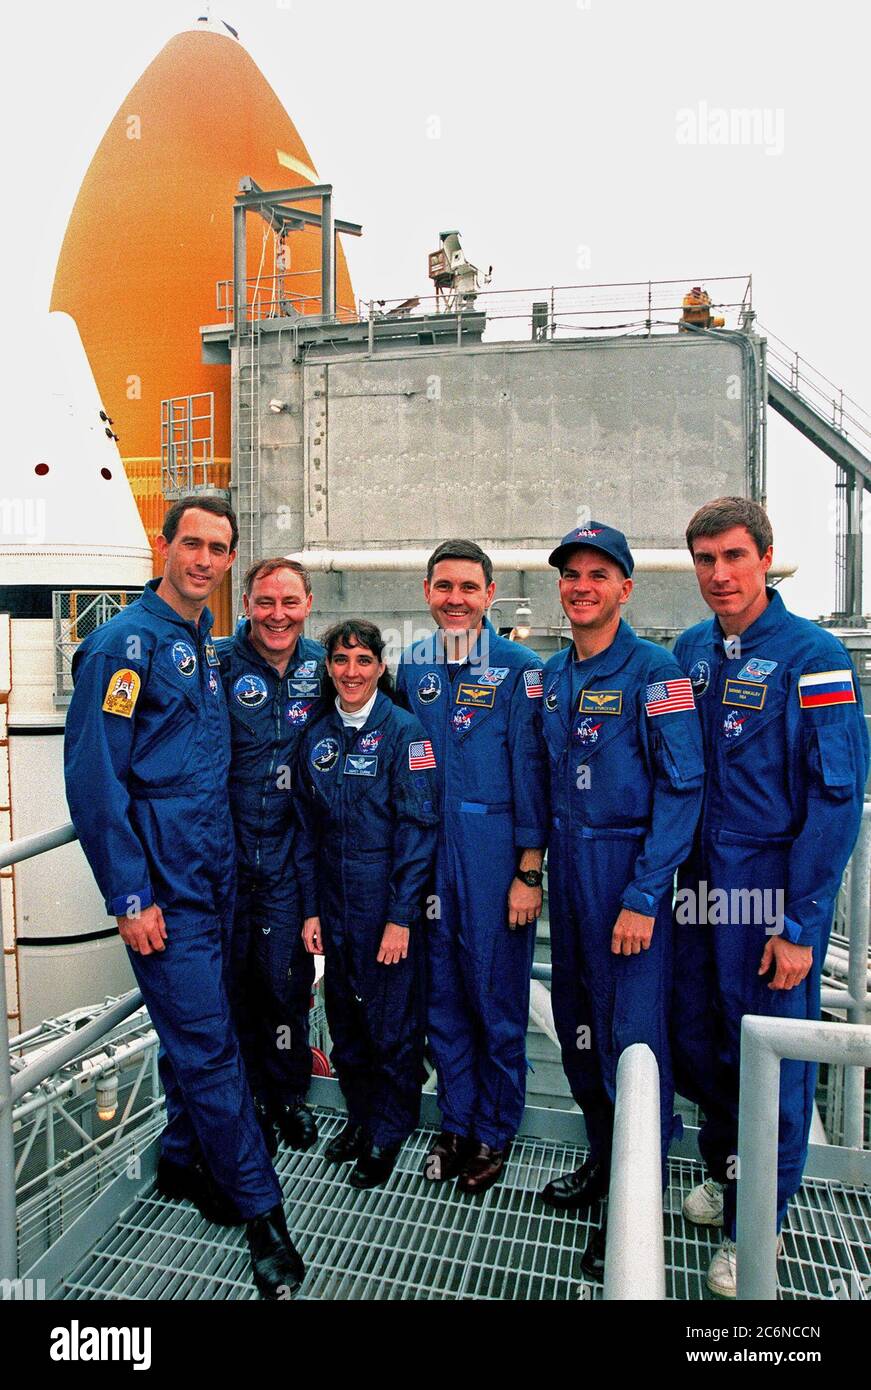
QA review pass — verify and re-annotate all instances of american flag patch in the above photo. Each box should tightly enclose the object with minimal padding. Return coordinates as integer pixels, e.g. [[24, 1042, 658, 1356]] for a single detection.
[[524, 669, 544, 698], [798, 669, 855, 709], [644, 678, 695, 717], [408, 739, 437, 770]]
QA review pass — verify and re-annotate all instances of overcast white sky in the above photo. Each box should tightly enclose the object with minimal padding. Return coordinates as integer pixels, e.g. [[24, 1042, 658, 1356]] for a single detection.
[[2, 0, 868, 618]]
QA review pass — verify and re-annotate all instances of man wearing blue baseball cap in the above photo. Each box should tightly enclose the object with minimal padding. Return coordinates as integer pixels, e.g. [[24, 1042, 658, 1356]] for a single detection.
[[537, 520, 705, 1281]]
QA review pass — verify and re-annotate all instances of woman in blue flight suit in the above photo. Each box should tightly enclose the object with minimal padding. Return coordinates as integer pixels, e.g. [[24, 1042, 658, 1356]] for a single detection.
[[296, 620, 439, 1189]]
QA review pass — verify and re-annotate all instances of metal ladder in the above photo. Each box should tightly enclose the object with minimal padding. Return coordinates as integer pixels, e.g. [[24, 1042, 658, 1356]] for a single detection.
[[235, 313, 262, 596]]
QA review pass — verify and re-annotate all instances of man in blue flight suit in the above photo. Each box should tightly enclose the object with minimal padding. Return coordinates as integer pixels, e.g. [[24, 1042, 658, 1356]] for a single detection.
[[671, 496, 869, 1298], [216, 558, 325, 1155], [537, 521, 705, 1282], [64, 497, 304, 1300], [396, 540, 549, 1194]]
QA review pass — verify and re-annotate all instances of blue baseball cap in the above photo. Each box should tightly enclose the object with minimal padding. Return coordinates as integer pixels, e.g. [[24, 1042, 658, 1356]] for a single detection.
[[548, 522, 635, 577]]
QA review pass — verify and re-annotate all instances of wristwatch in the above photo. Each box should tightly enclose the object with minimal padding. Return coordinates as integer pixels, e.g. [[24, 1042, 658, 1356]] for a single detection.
[[515, 868, 543, 888]]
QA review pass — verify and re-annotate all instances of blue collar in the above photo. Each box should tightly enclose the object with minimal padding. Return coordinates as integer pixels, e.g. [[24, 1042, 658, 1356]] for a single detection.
[[553, 618, 639, 682], [140, 578, 213, 636], [714, 588, 788, 650]]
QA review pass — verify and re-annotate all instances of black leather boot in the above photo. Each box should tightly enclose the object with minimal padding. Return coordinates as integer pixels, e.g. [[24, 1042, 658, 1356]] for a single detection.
[[276, 1102, 318, 1151], [246, 1204, 305, 1300], [156, 1156, 243, 1227], [323, 1119, 365, 1163], [348, 1142, 401, 1189], [580, 1220, 608, 1283], [539, 1157, 609, 1210]]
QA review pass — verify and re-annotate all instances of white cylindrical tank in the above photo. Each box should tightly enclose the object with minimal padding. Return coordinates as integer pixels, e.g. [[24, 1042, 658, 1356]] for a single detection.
[[1, 313, 154, 1029]]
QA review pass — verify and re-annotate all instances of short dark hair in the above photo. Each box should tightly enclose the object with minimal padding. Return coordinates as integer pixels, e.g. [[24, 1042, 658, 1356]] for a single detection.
[[321, 618, 395, 699], [426, 539, 493, 587], [162, 495, 239, 552], [244, 557, 311, 596], [685, 496, 773, 559]]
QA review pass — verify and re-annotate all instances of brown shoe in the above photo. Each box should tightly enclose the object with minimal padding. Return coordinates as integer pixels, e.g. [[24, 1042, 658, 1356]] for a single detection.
[[422, 1130, 469, 1182], [456, 1142, 507, 1195]]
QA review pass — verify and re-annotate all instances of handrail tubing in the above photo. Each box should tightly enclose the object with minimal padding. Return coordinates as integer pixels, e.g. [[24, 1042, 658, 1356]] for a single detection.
[[603, 1043, 666, 1300]]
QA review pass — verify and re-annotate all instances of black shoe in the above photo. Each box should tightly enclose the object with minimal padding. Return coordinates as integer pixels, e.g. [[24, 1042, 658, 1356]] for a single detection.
[[246, 1204, 305, 1300], [579, 1221, 607, 1283], [276, 1102, 319, 1151], [348, 1142, 401, 1190], [324, 1120, 365, 1163], [155, 1156, 243, 1227], [253, 1098, 278, 1159], [539, 1158, 609, 1211], [456, 1142, 508, 1195]]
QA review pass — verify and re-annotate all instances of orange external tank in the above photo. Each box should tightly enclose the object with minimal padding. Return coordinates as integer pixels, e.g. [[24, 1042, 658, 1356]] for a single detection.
[[51, 19, 356, 632]]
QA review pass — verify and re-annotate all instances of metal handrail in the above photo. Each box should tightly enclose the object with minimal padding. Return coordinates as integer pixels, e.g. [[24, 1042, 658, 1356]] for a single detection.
[[737, 1014, 871, 1300], [0, 821, 142, 1279], [603, 1044, 666, 1300]]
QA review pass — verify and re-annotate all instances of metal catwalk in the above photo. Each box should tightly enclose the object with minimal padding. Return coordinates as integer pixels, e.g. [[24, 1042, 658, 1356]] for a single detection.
[[59, 1113, 870, 1302]]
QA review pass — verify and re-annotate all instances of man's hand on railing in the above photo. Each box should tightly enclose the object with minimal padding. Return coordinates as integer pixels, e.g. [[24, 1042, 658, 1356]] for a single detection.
[[116, 904, 167, 956]]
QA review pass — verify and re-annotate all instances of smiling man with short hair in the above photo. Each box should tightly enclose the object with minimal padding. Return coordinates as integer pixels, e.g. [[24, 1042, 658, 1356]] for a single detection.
[[216, 558, 326, 1157], [537, 520, 705, 1282], [672, 495, 869, 1298]]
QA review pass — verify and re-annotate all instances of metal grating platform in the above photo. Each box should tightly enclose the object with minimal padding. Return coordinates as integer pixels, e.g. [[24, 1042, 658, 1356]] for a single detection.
[[60, 1112, 871, 1301]]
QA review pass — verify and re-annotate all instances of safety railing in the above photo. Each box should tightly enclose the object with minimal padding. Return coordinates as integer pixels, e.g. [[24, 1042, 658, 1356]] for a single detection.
[[737, 1014, 871, 1300], [366, 274, 753, 345], [603, 1044, 666, 1300], [759, 322, 871, 455], [216, 273, 357, 325], [0, 823, 144, 1279]]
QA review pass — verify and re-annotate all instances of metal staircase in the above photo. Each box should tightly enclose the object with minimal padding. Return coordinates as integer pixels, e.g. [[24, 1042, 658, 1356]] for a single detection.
[[761, 325, 871, 617]]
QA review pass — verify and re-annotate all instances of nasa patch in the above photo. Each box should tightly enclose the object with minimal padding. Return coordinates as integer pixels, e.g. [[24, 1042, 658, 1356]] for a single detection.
[[417, 671, 442, 705], [234, 673, 269, 709], [573, 716, 602, 745], [286, 700, 315, 726], [722, 710, 748, 740], [208, 670, 219, 695], [171, 640, 197, 677], [343, 754, 378, 777], [452, 707, 475, 733], [358, 730, 383, 753], [311, 737, 340, 772]]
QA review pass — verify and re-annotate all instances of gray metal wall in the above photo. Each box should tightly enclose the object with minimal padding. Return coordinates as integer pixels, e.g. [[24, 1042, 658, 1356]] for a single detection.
[[237, 330, 756, 644]]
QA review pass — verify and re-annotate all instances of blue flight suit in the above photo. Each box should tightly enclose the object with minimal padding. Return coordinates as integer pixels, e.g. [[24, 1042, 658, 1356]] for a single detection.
[[215, 626, 326, 1115], [541, 620, 705, 1175], [672, 589, 869, 1236], [396, 619, 549, 1150], [63, 579, 281, 1219], [295, 692, 438, 1146]]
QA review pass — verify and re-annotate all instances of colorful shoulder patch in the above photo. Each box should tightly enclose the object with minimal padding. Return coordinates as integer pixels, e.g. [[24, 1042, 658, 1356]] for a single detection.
[[798, 670, 856, 709], [644, 678, 695, 717], [409, 739, 437, 770], [524, 670, 544, 698], [102, 669, 141, 718]]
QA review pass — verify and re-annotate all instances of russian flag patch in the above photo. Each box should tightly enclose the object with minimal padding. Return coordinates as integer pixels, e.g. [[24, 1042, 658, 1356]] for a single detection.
[[798, 669, 855, 709]]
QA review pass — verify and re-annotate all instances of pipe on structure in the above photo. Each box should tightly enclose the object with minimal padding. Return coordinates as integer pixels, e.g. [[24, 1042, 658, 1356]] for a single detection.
[[603, 1044, 666, 1301], [737, 1014, 871, 1300], [287, 547, 799, 576]]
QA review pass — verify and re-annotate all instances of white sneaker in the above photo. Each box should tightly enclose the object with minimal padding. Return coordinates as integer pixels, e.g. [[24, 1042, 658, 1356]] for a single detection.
[[705, 1235, 784, 1299], [706, 1237, 737, 1297], [683, 1179, 724, 1227]]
